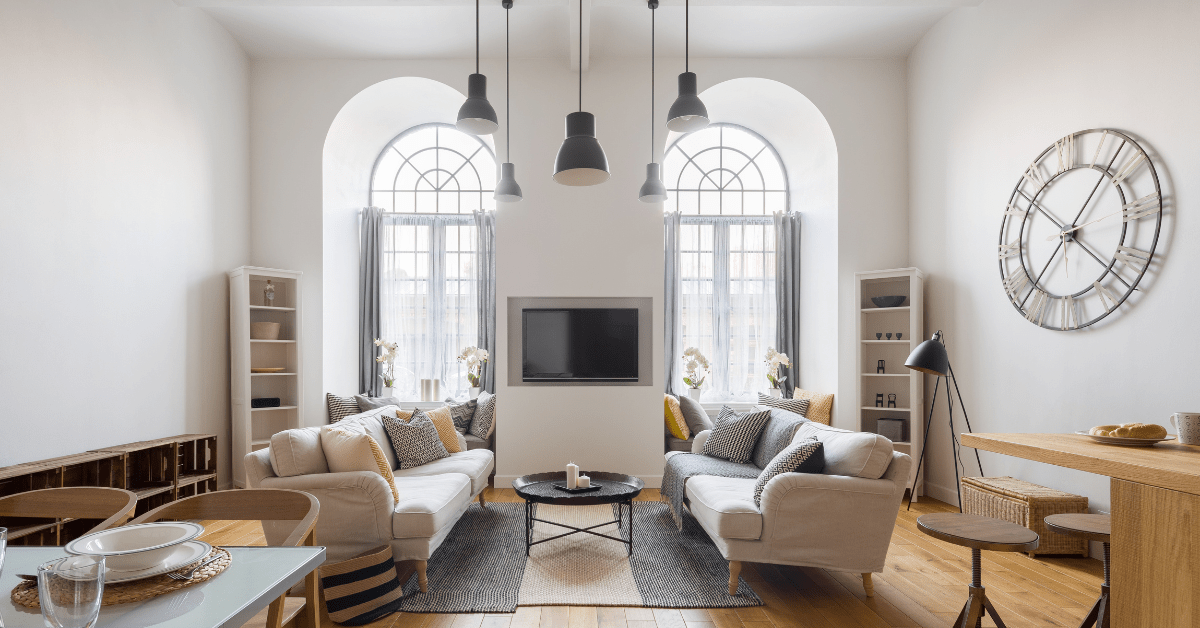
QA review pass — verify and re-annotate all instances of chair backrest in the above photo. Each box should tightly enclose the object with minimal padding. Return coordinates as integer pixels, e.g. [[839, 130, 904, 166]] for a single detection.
[[0, 487, 138, 536], [130, 489, 320, 547]]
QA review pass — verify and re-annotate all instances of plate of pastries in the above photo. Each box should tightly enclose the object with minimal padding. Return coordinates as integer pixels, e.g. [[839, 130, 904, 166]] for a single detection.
[[1076, 423, 1176, 446]]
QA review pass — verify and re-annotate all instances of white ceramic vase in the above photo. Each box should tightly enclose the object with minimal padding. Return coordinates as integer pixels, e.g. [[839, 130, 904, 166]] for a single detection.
[[768, 388, 782, 398], [687, 388, 702, 402], [382, 387, 395, 398], [470, 387, 481, 400]]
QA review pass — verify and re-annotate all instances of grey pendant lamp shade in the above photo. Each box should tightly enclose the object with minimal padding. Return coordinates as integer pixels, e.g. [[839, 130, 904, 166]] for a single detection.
[[639, 0, 667, 202], [553, 0, 609, 186], [666, 0, 709, 133], [494, 0, 522, 201], [457, 0, 499, 136]]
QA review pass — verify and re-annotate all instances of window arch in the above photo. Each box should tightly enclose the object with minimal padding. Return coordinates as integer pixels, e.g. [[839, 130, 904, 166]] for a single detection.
[[663, 123, 787, 215], [370, 123, 497, 214]]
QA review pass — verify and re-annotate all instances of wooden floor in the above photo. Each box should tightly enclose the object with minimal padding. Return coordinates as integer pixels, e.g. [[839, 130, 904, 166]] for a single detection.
[[199, 488, 1105, 628]]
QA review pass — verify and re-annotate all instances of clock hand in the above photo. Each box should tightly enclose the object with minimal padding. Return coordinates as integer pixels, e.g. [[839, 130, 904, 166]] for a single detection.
[[1045, 209, 1122, 240]]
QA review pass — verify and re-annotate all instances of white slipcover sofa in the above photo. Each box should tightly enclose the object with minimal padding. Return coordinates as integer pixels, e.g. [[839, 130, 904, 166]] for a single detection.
[[669, 419, 912, 597], [243, 405, 494, 592]]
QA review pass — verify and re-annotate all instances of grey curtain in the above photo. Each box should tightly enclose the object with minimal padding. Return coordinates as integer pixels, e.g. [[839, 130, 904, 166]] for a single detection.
[[663, 211, 682, 395], [475, 210, 497, 393], [774, 211, 802, 397], [359, 207, 384, 396]]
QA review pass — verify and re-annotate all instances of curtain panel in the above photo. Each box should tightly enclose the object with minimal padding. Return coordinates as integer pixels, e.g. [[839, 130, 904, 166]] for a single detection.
[[664, 211, 683, 396], [359, 207, 384, 396], [475, 210, 497, 393], [774, 212, 802, 397]]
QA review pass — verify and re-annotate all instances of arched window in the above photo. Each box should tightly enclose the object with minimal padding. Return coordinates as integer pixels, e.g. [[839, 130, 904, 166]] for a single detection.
[[371, 123, 497, 213], [664, 124, 789, 402]]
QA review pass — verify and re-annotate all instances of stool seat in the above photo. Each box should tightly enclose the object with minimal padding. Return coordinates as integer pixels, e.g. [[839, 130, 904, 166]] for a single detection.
[[1045, 513, 1111, 543], [917, 512, 1040, 552]]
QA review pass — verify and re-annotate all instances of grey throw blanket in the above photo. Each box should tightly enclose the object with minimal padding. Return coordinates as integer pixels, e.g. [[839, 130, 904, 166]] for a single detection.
[[661, 453, 761, 529]]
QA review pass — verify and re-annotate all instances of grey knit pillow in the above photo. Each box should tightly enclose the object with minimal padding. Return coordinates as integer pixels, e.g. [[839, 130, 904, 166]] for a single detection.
[[757, 393, 810, 418], [443, 398, 478, 434], [753, 438, 824, 507], [469, 392, 496, 440], [382, 410, 449, 470], [702, 407, 772, 464]]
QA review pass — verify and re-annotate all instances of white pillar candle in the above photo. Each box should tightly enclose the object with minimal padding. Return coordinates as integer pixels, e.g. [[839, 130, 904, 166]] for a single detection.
[[578, 475, 590, 488], [566, 462, 579, 489]]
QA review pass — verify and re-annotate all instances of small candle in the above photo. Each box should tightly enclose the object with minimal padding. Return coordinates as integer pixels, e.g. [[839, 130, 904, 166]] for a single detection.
[[566, 462, 579, 489], [578, 476, 590, 488]]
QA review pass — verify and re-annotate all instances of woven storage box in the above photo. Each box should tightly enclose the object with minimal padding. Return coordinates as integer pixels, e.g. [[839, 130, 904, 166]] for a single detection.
[[961, 476, 1089, 557]]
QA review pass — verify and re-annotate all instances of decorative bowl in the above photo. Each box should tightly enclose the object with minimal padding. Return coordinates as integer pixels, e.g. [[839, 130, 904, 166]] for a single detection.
[[65, 522, 204, 572], [871, 296, 907, 308], [250, 322, 281, 340]]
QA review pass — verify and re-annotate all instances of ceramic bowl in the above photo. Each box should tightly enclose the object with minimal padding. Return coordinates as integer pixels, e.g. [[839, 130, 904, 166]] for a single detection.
[[250, 322, 281, 340], [871, 295, 907, 308], [65, 522, 204, 571]]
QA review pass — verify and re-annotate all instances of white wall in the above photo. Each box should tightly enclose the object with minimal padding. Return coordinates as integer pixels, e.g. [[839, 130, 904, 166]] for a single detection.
[[908, 0, 1200, 510], [0, 0, 249, 483]]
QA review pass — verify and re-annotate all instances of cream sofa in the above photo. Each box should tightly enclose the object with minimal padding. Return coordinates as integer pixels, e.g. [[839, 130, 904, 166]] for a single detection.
[[669, 419, 912, 597], [244, 405, 494, 592]]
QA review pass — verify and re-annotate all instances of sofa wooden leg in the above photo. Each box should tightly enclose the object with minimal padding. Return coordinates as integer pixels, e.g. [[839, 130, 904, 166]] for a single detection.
[[479, 491, 487, 508], [728, 561, 742, 596], [416, 560, 428, 593], [862, 573, 875, 597]]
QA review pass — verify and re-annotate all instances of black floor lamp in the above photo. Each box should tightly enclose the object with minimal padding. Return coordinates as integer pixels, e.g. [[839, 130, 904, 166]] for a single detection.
[[903, 331, 983, 511]]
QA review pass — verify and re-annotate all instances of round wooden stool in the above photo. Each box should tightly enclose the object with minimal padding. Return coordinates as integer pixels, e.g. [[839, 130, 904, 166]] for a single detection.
[[917, 513, 1039, 628], [1045, 513, 1111, 628]]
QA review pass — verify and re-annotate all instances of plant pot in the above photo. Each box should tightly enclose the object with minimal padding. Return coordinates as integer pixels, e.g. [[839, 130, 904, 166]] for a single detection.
[[470, 387, 481, 400], [687, 388, 702, 402], [382, 387, 395, 399], [767, 388, 782, 398]]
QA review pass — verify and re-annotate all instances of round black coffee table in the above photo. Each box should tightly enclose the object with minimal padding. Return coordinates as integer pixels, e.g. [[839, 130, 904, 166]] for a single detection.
[[512, 471, 644, 556]]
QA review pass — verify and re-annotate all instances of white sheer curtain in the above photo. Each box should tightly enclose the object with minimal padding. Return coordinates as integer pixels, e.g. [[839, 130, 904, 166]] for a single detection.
[[380, 213, 479, 399]]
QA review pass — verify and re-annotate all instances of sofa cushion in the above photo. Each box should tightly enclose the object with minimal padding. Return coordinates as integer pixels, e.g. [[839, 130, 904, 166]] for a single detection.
[[677, 394, 713, 435], [750, 408, 808, 469], [392, 449, 495, 495], [391, 474, 473, 539], [753, 438, 823, 507], [320, 426, 399, 502], [664, 394, 690, 440], [757, 394, 811, 418], [354, 394, 402, 413], [685, 476, 762, 541], [702, 407, 772, 464], [666, 436, 692, 453], [463, 434, 491, 451], [327, 393, 360, 423], [470, 392, 497, 440], [791, 389, 834, 425], [336, 406, 407, 470], [795, 423, 893, 479], [268, 426, 328, 477], [383, 411, 450, 470], [443, 399, 478, 434], [425, 406, 464, 453]]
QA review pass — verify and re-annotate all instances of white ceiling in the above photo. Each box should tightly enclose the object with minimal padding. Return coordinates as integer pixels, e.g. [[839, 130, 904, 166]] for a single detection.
[[183, 0, 982, 62]]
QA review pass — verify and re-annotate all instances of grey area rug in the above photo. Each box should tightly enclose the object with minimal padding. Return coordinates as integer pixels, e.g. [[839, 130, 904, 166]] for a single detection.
[[399, 501, 763, 612]]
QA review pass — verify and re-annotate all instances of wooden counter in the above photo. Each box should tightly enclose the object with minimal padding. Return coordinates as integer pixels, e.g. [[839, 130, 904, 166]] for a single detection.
[[962, 433, 1200, 628]]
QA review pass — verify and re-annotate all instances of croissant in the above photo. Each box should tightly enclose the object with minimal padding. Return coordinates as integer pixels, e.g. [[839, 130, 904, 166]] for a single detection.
[[1090, 423, 1167, 439]]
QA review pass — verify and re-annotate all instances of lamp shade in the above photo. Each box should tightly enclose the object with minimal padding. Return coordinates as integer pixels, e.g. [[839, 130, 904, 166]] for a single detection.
[[494, 162, 523, 202], [666, 72, 709, 133], [457, 74, 499, 136], [639, 163, 667, 202], [904, 333, 949, 376], [553, 111, 610, 186]]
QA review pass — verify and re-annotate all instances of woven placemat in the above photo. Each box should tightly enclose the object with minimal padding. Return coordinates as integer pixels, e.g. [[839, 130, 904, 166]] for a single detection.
[[11, 547, 232, 609]]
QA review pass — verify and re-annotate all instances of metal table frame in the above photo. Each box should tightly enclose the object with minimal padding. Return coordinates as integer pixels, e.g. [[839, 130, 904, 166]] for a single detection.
[[523, 497, 633, 556], [512, 471, 645, 557]]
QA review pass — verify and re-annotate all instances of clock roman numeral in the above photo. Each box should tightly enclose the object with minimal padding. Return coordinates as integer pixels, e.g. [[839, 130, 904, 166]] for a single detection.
[[1004, 267, 1029, 299], [1114, 245, 1151, 273], [1122, 193, 1160, 221], [1060, 295, 1078, 331], [1089, 130, 1110, 169], [1023, 162, 1046, 189], [1094, 281, 1120, 313], [1111, 151, 1146, 187], [998, 239, 1021, 260], [1025, 289, 1050, 325], [1003, 203, 1028, 218], [1056, 135, 1075, 172]]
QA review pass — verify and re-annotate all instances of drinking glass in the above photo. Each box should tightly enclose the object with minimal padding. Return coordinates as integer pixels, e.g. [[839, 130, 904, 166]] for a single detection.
[[0, 527, 7, 574], [37, 555, 104, 628]]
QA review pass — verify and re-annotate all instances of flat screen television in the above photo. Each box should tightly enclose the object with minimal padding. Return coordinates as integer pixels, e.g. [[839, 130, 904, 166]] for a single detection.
[[522, 308, 638, 382]]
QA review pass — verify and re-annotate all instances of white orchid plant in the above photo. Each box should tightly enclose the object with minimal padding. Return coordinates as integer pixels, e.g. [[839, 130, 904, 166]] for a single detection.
[[457, 346, 490, 388], [374, 338, 399, 388], [682, 347, 710, 389], [764, 347, 792, 389]]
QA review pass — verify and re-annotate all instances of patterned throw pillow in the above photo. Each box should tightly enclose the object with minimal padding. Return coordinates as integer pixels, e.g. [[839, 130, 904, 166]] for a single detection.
[[757, 393, 811, 418], [664, 394, 691, 440], [469, 392, 497, 440], [320, 426, 399, 501], [382, 410, 450, 470], [443, 398, 478, 434], [424, 406, 463, 453], [702, 407, 772, 464], [326, 393, 360, 423], [753, 438, 824, 507]]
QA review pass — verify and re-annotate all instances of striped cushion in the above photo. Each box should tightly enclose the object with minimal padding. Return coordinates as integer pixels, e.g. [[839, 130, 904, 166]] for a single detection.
[[702, 407, 772, 464], [444, 398, 478, 434], [383, 410, 450, 470], [753, 438, 824, 507], [327, 393, 360, 423], [469, 392, 497, 440], [757, 393, 810, 417], [320, 545, 403, 626]]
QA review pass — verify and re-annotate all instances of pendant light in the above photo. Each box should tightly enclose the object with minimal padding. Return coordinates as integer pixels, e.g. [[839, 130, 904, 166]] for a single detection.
[[552, 0, 609, 186], [457, 0, 499, 136], [638, 0, 667, 202], [666, 0, 708, 133], [494, 0, 523, 202]]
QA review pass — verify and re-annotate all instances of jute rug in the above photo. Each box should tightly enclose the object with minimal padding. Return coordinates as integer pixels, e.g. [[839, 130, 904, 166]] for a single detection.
[[399, 501, 762, 612]]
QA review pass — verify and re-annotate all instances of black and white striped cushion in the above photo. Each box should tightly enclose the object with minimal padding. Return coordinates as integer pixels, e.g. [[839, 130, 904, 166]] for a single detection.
[[469, 392, 496, 440], [701, 407, 772, 464], [444, 398, 478, 434], [327, 393, 360, 423], [753, 438, 824, 507], [757, 393, 810, 418], [382, 410, 450, 470]]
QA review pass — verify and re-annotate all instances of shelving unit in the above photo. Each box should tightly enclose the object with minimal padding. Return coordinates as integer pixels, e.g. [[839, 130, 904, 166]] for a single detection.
[[855, 268, 925, 500], [229, 266, 303, 487]]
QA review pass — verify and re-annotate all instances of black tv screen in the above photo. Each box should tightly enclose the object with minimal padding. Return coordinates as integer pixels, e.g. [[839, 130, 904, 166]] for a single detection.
[[522, 308, 638, 382]]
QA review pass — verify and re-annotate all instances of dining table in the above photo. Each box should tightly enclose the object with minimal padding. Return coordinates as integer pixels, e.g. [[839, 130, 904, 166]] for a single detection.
[[0, 545, 325, 628], [962, 432, 1200, 628]]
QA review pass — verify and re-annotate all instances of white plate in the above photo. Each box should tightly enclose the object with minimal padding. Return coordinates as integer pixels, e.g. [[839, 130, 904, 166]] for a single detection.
[[1075, 431, 1177, 447], [66, 521, 204, 571], [103, 541, 213, 584]]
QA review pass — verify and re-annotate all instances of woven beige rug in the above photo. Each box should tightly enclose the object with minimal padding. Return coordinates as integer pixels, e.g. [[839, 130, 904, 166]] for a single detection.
[[517, 504, 642, 606]]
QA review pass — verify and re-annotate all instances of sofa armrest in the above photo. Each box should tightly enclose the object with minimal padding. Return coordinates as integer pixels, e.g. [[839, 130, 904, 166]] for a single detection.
[[244, 449, 275, 487], [259, 471, 396, 563], [691, 430, 711, 454]]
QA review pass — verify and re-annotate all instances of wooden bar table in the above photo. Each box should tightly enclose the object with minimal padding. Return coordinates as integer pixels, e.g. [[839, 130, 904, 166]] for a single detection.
[[961, 433, 1200, 628]]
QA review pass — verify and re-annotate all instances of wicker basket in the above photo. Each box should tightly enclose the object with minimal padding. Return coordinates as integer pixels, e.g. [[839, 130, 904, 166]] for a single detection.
[[961, 476, 1089, 557]]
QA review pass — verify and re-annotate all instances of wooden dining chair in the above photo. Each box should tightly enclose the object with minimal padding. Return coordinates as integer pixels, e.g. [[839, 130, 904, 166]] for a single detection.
[[0, 487, 138, 543], [131, 489, 321, 628]]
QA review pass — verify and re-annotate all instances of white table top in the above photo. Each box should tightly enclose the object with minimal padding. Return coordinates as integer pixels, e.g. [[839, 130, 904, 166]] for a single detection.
[[0, 546, 325, 628]]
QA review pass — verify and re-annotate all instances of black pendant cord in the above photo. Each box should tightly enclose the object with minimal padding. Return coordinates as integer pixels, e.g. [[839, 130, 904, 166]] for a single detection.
[[506, 4, 510, 162], [578, 0, 582, 112], [475, 0, 480, 74], [685, 0, 689, 72], [650, 6, 655, 163]]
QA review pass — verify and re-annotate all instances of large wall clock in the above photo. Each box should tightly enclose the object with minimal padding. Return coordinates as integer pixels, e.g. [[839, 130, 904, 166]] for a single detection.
[[998, 128, 1162, 330]]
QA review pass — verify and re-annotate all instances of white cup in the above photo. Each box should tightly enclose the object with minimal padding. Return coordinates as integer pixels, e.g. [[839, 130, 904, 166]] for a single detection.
[[1170, 412, 1200, 446]]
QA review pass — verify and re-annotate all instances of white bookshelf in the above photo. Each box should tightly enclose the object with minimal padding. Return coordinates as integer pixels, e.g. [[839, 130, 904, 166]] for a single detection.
[[855, 268, 924, 500], [228, 266, 303, 487]]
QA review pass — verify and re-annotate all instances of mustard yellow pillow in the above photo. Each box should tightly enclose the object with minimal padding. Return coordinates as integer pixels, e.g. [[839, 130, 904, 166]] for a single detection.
[[792, 389, 833, 426], [320, 426, 399, 502], [425, 406, 463, 453], [664, 394, 690, 440]]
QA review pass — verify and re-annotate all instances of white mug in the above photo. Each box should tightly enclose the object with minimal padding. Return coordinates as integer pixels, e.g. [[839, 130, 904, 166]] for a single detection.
[[1170, 412, 1200, 446]]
